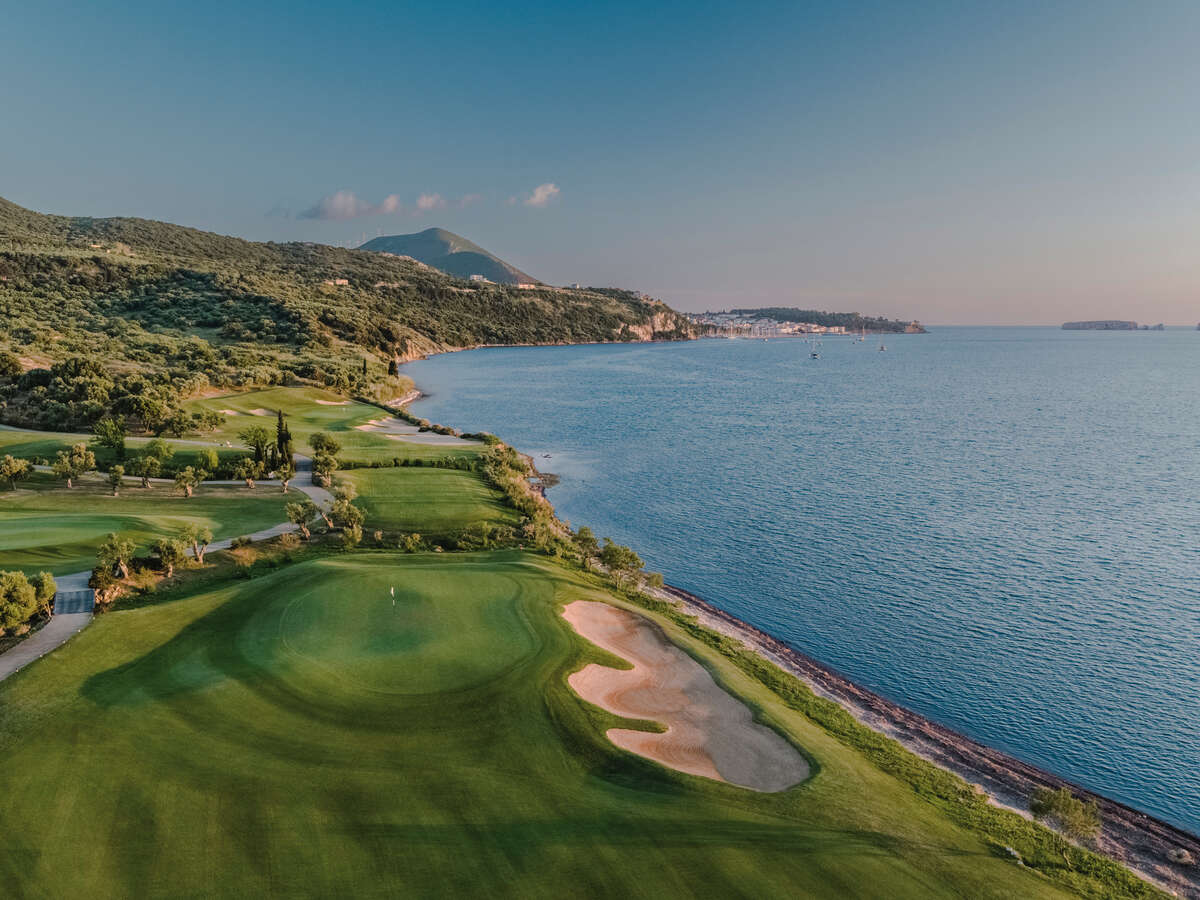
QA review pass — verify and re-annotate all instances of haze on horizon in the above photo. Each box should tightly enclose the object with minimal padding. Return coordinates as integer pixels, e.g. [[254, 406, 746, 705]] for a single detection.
[[4, 0, 1200, 326]]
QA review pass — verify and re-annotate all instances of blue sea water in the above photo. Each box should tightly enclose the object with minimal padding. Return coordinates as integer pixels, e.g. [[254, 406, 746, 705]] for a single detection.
[[405, 327, 1200, 834]]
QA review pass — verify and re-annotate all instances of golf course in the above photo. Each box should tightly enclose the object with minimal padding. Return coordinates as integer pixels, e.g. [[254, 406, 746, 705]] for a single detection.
[[0, 389, 1157, 898], [0, 550, 1081, 899], [0, 471, 293, 576]]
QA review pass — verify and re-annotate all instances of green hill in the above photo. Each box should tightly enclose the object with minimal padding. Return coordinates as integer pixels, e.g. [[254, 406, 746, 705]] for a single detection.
[[360, 227, 537, 285], [0, 197, 695, 430]]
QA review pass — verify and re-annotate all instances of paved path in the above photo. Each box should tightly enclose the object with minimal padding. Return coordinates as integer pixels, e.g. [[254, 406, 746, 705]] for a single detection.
[[0, 613, 92, 681], [0, 452, 333, 684]]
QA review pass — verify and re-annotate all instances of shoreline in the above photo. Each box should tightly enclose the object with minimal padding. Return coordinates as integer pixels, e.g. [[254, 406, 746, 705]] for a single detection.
[[656, 583, 1199, 898], [404, 355, 1199, 898]]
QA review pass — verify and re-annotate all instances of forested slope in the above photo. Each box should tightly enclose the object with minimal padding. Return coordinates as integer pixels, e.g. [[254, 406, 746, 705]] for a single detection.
[[0, 197, 695, 429]]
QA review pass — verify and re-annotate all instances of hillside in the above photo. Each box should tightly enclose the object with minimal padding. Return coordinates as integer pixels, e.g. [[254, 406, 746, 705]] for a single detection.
[[360, 227, 536, 285], [0, 197, 695, 430]]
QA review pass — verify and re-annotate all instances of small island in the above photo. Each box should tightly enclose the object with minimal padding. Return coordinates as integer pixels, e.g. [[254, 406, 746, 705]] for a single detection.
[[1062, 320, 1138, 330]]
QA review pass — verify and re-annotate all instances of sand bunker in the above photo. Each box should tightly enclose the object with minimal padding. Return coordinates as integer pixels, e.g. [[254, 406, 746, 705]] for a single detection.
[[314, 399, 350, 405], [354, 416, 479, 445], [218, 409, 239, 416], [248, 408, 271, 416], [562, 601, 808, 792]]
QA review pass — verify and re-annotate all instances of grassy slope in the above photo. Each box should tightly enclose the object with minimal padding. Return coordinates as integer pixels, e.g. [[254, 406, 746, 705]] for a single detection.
[[0, 472, 293, 575], [343, 467, 516, 536], [0, 552, 1073, 899]]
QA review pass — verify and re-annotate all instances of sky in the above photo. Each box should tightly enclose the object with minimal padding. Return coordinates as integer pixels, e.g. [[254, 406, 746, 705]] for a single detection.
[[4, 0, 1200, 324]]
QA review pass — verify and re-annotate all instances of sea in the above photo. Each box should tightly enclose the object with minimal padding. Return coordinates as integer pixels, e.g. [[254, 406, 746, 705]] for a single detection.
[[404, 327, 1200, 835]]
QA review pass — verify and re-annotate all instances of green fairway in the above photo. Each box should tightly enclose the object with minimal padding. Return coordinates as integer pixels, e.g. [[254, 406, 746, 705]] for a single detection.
[[0, 552, 1076, 899], [0, 425, 255, 472], [0, 425, 94, 460], [0, 472, 293, 575], [185, 386, 480, 464], [343, 466, 516, 536]]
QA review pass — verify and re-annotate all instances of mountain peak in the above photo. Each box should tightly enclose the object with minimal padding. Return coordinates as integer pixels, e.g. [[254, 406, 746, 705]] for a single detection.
[[359, 229, 536, 285]]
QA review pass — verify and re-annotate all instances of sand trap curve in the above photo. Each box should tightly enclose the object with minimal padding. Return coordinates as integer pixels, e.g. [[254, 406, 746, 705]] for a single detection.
[[354, 416, 481, 445], [314, 399, 350, 405], [562, 601, 808, 792]]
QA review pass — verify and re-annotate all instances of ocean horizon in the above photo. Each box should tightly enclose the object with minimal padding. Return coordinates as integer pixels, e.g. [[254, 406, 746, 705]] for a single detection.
[[407, 325, 1200, 835]]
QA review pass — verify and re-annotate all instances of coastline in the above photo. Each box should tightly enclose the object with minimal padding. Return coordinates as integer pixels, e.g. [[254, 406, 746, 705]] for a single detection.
[[403, 347, 1199, 899], [656, 583, 1199, 898]]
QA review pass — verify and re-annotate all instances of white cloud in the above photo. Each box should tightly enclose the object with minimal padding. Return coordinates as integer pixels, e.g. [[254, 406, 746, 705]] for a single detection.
[[524, 182, 560, 208], [300, 190, 374, 221], [300, 190, 406, 220], [459, 193, 484, 208], [416, 192, 445, 211]]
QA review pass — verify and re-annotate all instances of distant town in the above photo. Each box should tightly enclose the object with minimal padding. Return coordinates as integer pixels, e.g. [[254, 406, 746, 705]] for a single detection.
[[687, 309, 925, 337]]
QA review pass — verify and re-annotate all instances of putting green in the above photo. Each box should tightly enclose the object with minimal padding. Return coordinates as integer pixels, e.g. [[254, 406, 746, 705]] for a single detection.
[[0, 552, 1077, 899], [275, 558, 537, 694]]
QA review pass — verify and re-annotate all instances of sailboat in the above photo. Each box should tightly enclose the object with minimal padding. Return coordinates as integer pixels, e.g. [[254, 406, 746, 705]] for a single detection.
[[878, 337, 886, 352]]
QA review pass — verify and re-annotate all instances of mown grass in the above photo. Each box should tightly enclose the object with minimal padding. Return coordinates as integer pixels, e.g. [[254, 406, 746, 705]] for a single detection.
[[0, 387, 1161, 898], [185, 386, 481, 464], [0, 425, 249, 472], [341, 466, 516, 537], [0, 552, 1079, 899], [0, 471, 294, 575]]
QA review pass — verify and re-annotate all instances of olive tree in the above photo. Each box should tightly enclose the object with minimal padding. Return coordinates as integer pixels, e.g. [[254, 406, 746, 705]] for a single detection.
[[0, 571, 38, 634], [52, 443, 95, 488], [97, 533, 135, 580], [182, 524, 214, 564], [0, 455, 31, 490], [233, 457, 260, 489], [107, 464, 125, 496], [276, 461, 296, 493], [154, 538, 186, 578], [174, 466, 203, 498], [29, 572, 56, 618], [286, 500, 317, 539], [130, 454, 160, 488]]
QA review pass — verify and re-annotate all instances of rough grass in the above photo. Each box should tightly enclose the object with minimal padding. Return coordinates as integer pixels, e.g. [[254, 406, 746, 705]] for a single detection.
[[0, 471, 294, 575], [0, 552, 1078, 899]]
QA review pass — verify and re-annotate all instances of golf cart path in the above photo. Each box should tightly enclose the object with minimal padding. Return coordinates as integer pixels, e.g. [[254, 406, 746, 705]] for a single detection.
[[0, 456, 331, 684]]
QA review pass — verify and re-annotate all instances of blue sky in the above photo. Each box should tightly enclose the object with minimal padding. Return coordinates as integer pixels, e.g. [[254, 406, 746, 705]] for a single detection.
[[4, 0, 1200, 323]]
